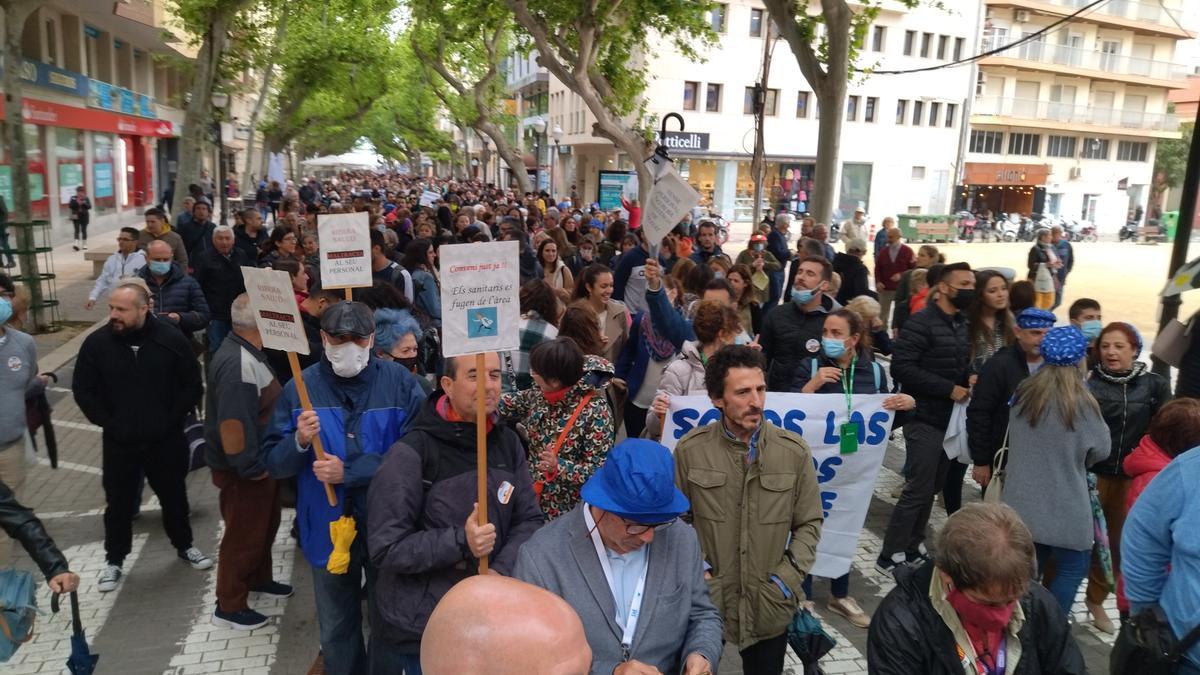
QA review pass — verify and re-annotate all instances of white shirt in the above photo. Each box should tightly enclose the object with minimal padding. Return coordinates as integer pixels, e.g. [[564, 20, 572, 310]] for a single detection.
[[89, 250, 147, 302]]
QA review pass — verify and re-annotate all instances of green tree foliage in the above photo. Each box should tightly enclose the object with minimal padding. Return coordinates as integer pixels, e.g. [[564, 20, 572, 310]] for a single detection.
[[503, 0, 714, 202], [1156, 121, 1193, 190]]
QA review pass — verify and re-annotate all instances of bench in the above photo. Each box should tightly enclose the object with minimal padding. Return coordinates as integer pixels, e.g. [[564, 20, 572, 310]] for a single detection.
[[84, 245, 116, 278], [1137, 226, 1165, 244], [914, 221, 958, 243]]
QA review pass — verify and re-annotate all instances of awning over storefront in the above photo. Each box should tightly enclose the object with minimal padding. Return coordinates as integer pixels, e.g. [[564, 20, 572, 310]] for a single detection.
[[0, 97, 175, 137]]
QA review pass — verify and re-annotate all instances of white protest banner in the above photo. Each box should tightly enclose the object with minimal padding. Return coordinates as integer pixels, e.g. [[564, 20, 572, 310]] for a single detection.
[[641, 162, 701, 247], [317, 212, 372, 289], [662, 393, 895, 579], [438, 241, 520, 357], [242, 266, 310, 354], [419, 190, 441, 207]]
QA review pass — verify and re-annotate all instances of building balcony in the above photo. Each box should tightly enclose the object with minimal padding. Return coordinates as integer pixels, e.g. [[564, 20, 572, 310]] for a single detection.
[[979, 36, 1191, 88], [984, 0, 1195, 40], [971, 96, 1182, 138]]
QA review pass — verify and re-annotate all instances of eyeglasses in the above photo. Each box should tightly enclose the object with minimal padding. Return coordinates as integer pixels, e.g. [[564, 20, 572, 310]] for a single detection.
[[620, 517, 675, 535], [117, 237, 135, 243]]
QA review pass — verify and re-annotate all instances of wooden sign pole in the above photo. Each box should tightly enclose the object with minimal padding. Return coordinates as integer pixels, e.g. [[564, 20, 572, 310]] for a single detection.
[[476, 352, 489, 574], [343, 288, 352, 301], [287, 351, 339, 507]]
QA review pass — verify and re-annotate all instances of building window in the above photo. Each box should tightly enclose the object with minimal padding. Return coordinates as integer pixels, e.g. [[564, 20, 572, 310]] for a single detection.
[[847, 95, 860, 121], [683, 81, 699, 111], [904, 30, 916, 56], [954, 37, 965, 61], [709, 4, 727, 32], [872, 26, 886, 52], [865, 96, 878, 123], [912, 166, 927, 180], [749, 8, 763, 37], [945, 103, 957, 127], [937, 35, 948, 59], [929, 101, 941, 127], [744, 87, 778, 116], [1081, 137, 1110, 160], [1047, 135, 1077, 158], [969, 130, 1004, 154], [1008, 132, 1041, 156], [920, 32, 932, 58], [1117, 140, 1149, 162], [705, 83, 722, 112], [912, 100, 924, 126], [896, 99, 908, 124], [796, 91, 810, 118]]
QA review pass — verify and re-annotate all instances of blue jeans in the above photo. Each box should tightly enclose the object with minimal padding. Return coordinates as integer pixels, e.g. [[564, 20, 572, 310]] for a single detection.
[[369, 638, 423, 675], [767, 270, 784, 309], [1035, 544, 1090, 613], [311, 535, 373, 675], [802, 573, 850, 600], [207, 320, 231, 354]]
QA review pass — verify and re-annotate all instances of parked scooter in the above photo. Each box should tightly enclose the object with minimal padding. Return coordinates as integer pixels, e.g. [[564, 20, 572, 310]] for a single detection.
[[1119, 220, 1139, 242], [1000, 213, 1022, 242], [956, 211, 977, 242]]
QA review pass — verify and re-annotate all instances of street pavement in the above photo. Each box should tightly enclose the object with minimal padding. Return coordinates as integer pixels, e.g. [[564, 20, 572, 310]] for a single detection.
[[3, 221, 1123, 674]]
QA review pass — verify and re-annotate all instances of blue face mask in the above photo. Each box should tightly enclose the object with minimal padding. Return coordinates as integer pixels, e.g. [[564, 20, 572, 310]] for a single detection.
[[735, 333, 749, 345], [149, 260, 172, 276], [791, 286, 818, 306], [1081, 319, 1102, 341], [713, 271, 724, 279], [822, 337, 847, 359], [0, 297, 11, 325]]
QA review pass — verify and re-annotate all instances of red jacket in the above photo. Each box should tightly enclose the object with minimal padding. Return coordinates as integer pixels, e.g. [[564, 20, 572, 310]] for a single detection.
[[1116, 434, 1174, 612], [875, 244, 914, 291]]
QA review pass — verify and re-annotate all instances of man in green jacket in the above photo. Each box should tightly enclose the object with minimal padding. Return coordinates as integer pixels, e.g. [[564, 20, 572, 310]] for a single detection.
[[674, 345, 824, 675]]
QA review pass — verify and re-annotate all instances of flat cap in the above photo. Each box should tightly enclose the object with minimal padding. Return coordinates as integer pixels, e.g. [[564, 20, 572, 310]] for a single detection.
[[320, 301, 374, 338]]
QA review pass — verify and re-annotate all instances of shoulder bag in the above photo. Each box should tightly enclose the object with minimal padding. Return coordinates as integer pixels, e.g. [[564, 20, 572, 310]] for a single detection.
[[532, 391, 596, 501], [983, 426, 1009, 504], [1111, 605, 1200, 675], [0, 569, 37, 663]]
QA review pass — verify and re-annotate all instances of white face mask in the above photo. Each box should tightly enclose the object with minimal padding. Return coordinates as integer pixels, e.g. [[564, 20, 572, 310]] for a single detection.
[[324, 337, 373, 378]]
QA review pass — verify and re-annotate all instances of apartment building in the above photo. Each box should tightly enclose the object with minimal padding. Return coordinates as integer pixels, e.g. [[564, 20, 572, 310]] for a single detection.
[[964, 0, 1193, 231], [518, 0, 979, 223]]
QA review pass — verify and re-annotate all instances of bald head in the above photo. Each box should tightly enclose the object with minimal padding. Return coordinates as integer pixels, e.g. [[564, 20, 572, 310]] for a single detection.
[[421, 576, 591, 675]]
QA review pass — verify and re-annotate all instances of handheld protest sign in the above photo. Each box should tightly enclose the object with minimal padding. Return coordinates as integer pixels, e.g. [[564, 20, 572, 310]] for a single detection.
[[419, 190, 440, 208], [242, 266, 338, 507], [438, 242, 521, 574], [317, 212, 372, 299], [641, 161, 701, 256]]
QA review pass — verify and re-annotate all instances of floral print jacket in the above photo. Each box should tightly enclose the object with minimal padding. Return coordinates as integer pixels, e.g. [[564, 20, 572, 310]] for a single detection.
[[499, 355, 615, 519]]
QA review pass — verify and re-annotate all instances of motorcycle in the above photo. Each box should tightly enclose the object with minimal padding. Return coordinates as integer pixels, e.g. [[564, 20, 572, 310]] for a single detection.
[[956, 210, 977, 242], [1119, 221, 1138, 242], [1000, 213, 1022, 242]]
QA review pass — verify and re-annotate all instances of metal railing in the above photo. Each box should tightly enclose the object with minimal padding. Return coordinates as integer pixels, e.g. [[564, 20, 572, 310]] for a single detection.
[[981, 35, 1191, 81], [1053, 0, 1179, 25], [972, 96, 1181, 131]]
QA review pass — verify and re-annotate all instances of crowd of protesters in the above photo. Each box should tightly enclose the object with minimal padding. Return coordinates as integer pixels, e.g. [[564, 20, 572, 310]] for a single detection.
[[0, 169, 1198, 675]]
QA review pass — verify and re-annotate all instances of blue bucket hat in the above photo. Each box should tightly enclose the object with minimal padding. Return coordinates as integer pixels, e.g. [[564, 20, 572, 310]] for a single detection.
[[1041, 326, 1089, 366], [1016, 308, 1056, 330], [580, 439, 690, 524]]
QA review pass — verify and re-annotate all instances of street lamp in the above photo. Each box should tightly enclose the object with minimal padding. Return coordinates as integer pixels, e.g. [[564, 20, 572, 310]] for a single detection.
[[551, 123, 564, 202], [211, 91, 230, 225], [531, 117, 547, 193]]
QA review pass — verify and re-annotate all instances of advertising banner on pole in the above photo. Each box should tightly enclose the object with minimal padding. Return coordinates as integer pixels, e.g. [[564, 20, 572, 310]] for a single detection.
[[317, 212, 373, 289], [242, 266, 310, 355], [662, 393, 895, 579], [438, 241, 520, 357]]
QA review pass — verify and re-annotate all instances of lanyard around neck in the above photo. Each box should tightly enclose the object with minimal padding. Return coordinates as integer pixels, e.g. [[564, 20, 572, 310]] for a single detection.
[[840, 355, 856, 416], [583, 505, 647, 661]]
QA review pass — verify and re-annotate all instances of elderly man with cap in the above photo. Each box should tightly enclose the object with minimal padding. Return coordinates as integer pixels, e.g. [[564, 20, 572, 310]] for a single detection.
[[263, 301, 427, 675], [967, 308, 1054, 491], [515, 439, 723, 675]]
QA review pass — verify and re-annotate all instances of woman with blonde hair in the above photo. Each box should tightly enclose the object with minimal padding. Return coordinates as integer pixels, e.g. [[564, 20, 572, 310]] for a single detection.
[[845, 295, 892, 356]]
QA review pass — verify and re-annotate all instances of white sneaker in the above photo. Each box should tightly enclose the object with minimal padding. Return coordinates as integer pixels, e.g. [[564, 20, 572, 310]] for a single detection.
[[827, 596, 872, 628], [98, 565, 123, 592], [179, 547, 213, 570]]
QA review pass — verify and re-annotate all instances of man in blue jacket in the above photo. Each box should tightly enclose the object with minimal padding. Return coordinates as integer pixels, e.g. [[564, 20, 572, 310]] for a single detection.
[[263, 301, 426, 675]]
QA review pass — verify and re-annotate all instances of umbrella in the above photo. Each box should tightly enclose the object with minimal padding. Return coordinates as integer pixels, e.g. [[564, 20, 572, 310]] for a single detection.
[[51, 591, 98, 674], [327, 515, 357, 575], [787, 607, 836, 675], [1162, 257, 1200, 297]]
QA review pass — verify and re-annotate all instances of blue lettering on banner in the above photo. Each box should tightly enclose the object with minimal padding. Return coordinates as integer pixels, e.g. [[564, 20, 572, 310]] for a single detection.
[[662, 392, 896, 580]]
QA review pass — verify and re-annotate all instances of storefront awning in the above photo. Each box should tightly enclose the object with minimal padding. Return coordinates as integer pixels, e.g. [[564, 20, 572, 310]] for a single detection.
[[0, 97, 175, 137]]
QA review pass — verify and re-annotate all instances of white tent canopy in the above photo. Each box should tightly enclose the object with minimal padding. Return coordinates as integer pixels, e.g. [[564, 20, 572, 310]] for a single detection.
[[300, 151, 382, 170]]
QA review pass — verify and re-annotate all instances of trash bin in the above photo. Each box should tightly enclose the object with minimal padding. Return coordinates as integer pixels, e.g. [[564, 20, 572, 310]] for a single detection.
[[1163, 211, 1179, 243]]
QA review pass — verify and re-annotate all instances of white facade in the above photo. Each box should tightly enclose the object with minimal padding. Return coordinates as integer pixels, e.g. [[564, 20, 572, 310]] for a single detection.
[[544, 0, 979, 224], [964, 0, 1193, 233]]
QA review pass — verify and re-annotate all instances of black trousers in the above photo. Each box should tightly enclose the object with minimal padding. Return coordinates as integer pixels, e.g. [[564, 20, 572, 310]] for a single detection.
[[739, 632, 788, 675], [881, 421, 950, 559], [102, 438, 193, 566]]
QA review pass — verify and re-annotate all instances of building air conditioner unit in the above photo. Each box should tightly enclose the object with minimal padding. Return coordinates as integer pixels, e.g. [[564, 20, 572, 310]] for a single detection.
[[1014, 9, 1030, 22], [1069, 166, 1083, 179]]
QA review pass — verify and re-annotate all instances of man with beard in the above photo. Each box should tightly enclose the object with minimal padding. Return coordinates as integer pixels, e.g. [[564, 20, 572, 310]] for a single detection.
[[72, 280, 211, 593], [673, 345, 823, 675]]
